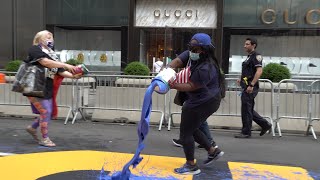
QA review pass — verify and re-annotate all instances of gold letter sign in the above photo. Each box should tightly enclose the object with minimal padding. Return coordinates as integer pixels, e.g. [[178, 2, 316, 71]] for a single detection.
[[261, 9, 276, 24], [306, 9, 320, 25]]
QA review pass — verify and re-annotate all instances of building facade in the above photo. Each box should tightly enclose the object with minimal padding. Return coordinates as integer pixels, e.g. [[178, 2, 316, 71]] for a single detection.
[[224, 0, 320, 74], [1, 0, 319, 75]]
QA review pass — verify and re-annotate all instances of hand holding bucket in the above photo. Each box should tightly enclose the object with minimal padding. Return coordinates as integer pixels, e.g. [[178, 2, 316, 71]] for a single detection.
[[73, 64, 89, 76], [153, 68, 176, 94]]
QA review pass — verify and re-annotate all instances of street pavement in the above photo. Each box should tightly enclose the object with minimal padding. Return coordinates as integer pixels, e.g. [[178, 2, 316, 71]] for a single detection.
[[0, 117, 319, 180]]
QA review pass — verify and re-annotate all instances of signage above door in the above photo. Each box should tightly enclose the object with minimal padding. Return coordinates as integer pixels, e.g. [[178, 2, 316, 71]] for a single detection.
[[135, 0, 217, 28]]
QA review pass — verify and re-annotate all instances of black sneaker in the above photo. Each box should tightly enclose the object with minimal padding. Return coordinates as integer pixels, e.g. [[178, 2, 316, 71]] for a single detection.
[[203, 148, 224, 166], [234, 133, 251, 138], [174, 163, 201, 175], [197, 141, 218, 149], [260, 123, 272, 136], [172, 139, 183, 147]]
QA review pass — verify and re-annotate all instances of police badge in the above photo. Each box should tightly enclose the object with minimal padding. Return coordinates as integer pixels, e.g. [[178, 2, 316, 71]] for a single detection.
[[256, 55, 263, 62]]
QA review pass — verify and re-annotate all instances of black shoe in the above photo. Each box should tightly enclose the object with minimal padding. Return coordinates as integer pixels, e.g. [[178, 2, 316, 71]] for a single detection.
[[172, 139, 183, 147], [234, 133, 251, 138], [203, 148, 224, 166], [198, 141, 218, 149], [260, 123, 272, 136]]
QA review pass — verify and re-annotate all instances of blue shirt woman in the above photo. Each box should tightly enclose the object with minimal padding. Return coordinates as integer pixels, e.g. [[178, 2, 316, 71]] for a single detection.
[[169, 33, 224, 175], [177, 50, 220, 108]]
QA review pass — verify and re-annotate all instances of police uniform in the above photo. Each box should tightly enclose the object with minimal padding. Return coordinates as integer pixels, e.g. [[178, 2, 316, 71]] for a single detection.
[[240, 51, 271, 136]]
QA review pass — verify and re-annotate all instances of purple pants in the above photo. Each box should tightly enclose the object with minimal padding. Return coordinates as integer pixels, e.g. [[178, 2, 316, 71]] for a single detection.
[[28, 97, 53, 138]]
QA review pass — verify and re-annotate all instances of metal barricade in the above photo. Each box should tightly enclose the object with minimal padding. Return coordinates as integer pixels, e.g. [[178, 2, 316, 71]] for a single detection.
[[0, 72, 30, 107], [0, 71, 74, 122], [308, 80, 320, 139], [73, 74, 166, 130], [168, 78, 275, 136], [2, 69, 319, 138], [275, 79, 316, 138]]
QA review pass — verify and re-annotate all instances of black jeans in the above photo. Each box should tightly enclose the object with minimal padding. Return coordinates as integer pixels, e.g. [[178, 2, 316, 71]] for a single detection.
[[241, 88, 270, 136], [179, 95, 221, 161]]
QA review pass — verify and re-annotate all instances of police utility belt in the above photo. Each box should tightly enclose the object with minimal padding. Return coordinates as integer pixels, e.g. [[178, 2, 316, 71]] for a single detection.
[[241, 76, 254, 88]]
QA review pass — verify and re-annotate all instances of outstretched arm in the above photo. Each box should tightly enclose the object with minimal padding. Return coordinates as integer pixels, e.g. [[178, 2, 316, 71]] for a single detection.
[[58, 71, 82, 79], [38, 58, 77, 74]]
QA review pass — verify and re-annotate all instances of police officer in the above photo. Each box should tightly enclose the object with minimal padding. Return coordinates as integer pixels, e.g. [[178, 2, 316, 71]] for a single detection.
[[234, 37, 272, 138]]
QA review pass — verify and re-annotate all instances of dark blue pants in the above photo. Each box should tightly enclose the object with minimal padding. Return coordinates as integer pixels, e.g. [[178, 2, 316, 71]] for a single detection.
[[241, 89, 270, 136], [199, 121, 213, 142]]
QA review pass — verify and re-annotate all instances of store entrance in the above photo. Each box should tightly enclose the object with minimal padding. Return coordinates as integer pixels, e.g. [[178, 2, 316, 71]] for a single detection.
[[139, 28, 213, 71]]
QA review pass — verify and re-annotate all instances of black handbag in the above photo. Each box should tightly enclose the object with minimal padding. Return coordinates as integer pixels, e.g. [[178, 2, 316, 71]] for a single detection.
[[12, 62, 46, 98], [173, 91, 188, 106]]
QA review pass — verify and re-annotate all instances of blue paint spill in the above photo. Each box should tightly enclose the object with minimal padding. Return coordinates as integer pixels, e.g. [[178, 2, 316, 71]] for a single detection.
[[99, 165, 179, 180], [239, 166, 287, 180], [37, 146, 56, 150], [100, 79, 169, 180], [308, 169, 320, 180], [99, 173, 179, 180]]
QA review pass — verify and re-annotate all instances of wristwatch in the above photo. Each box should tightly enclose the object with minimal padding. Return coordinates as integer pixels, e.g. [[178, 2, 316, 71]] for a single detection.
[[249, 84, 254, 87]]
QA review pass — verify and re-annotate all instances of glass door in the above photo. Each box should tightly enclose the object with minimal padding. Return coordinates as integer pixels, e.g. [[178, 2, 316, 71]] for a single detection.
[[139, 28, 169, 71], [163, 27, 173, 67], [139, 28, 213, 70]]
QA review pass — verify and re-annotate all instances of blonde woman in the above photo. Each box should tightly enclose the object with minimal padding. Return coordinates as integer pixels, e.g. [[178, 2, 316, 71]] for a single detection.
[[25, 30, 80, 147]]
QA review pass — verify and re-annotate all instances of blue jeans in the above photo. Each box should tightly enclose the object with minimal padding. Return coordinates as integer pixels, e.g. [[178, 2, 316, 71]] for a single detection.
[[199, 121, 213, 142]]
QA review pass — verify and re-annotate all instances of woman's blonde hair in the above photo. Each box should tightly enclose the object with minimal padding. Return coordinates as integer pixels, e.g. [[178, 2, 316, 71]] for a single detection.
[[32, 30, 53, 45]]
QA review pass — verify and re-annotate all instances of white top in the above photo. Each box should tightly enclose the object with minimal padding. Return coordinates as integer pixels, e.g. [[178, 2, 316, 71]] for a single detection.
[[153, 60, 163, 73]]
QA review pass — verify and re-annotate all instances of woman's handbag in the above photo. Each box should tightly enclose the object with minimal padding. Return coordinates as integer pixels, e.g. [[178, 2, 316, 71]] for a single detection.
[[12, 62, 46, 98], [173, 91, 188, 106]]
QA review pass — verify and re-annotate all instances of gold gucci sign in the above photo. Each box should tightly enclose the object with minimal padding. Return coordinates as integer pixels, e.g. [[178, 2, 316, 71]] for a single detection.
[[261, 8, 320, 25], [77, 53, 84, 63], [100, 54, 107, 63]]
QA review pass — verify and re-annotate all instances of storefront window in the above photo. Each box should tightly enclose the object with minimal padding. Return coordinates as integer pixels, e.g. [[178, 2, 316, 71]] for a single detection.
[[224, 0, 320, 75], [229, 33, 320, 74], [54, 27, 122, 71], [138, 28, 213, 71]]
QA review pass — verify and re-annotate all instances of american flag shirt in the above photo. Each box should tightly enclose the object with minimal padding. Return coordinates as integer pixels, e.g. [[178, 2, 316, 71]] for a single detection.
[[174, 60, 191, 84]]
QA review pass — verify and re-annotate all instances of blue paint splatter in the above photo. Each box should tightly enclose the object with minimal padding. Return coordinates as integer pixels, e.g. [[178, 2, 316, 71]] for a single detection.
[[99, 174, 179, 180], [238, 166, 287, 180], [99, 167, 179, 180], [308, 169, 320, 180]]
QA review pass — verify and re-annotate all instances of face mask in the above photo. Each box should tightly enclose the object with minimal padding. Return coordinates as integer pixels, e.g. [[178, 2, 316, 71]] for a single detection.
[[46, 40, 54, 49], [189, 51, 200, 61]]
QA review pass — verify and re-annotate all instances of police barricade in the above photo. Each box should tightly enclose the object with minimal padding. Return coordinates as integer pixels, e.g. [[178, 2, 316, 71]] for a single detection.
[[0, 71, 73, 122], [72, 74, 166, 129], [0, 72, 30, 107], [167, 78, 275, 136], [308, 80, 320, 139], [275, 79, 316, 138]]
